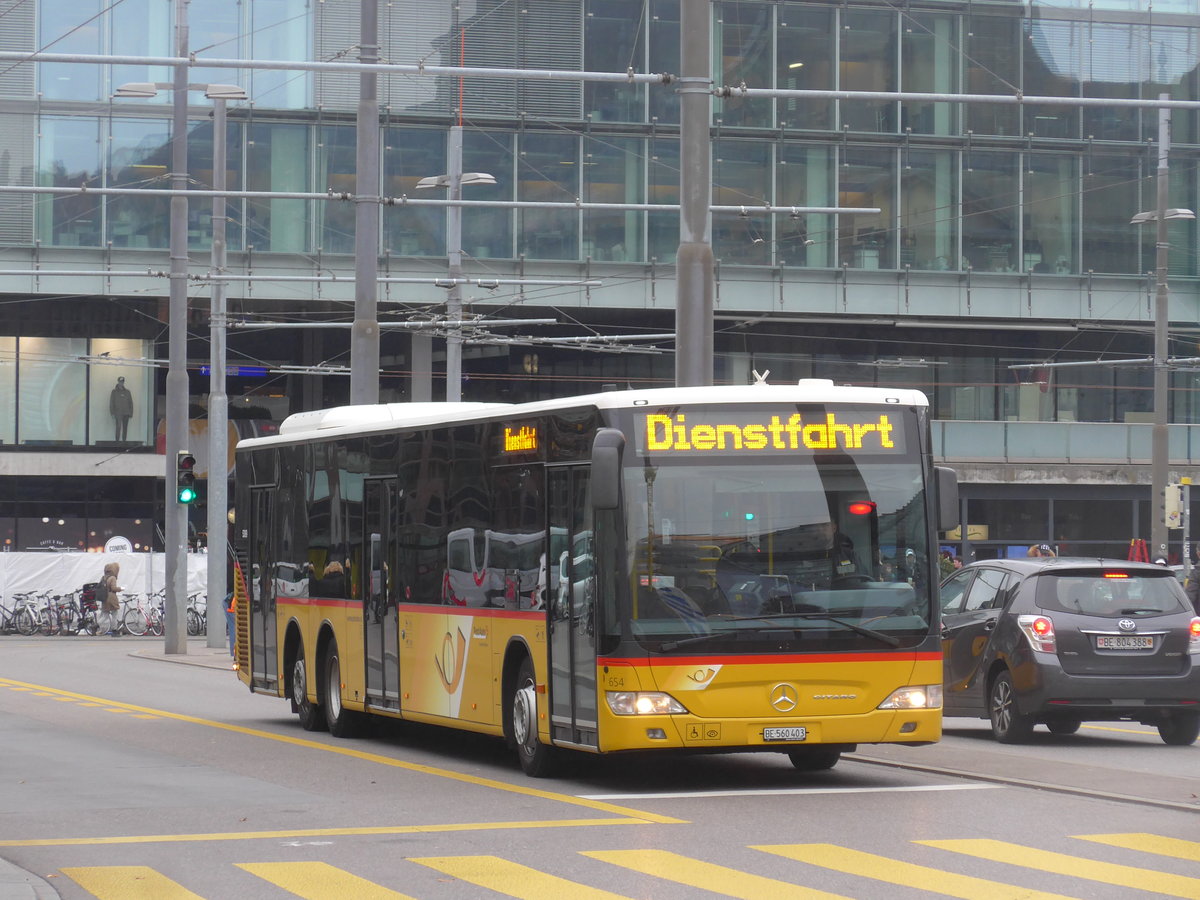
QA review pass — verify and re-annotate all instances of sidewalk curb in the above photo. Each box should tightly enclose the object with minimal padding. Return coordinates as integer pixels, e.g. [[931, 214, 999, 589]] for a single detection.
[[127, 644, 236, 671], [0, 858, 59, 900]]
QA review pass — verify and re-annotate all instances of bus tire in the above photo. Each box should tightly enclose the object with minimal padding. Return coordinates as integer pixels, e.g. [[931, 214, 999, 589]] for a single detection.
[[322, 641, 364, 738], [511, 657, 557, 777], [787, 747, 842, 771], [291, 644, 324, 732]]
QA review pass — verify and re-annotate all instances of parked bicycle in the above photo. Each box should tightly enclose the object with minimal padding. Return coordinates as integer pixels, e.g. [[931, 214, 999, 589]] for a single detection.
[[186, 593, 207, 636], [47, 590, 101, 636], [0, 594, 42, 636], [13, 591, 58, 636], [7, 592, 44, 636], [122, 590, 165, 637]]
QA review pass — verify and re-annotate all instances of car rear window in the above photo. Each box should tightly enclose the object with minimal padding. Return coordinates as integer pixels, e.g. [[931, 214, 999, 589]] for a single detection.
[[1034, 569, 1189, 618]]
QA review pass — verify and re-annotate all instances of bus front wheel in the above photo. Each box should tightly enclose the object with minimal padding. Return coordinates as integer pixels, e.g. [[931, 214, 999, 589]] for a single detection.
[[511, 657, 556, 777], [787, 747, 842, 771]]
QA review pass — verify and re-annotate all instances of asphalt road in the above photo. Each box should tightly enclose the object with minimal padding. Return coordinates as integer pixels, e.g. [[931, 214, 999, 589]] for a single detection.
[[0, 637, 1196, 900]]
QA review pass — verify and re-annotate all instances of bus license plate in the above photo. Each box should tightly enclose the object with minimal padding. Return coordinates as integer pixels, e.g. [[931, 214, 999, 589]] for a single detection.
[[764, 726, 807, 742], [1096, 635, 1153, 650]]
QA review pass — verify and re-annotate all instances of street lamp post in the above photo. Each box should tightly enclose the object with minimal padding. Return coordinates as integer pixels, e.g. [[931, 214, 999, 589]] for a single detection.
[[116, 80, 246, 652], [415, 124, 495, 402], [1130, 93, 1197, 563]]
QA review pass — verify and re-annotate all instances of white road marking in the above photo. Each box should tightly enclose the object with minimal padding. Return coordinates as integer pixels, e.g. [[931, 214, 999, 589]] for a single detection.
[[579, 784, 1003, 800]]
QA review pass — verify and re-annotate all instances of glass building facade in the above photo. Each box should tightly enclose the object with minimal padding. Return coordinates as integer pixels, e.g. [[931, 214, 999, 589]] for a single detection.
[[1, 0, 1200, 556]]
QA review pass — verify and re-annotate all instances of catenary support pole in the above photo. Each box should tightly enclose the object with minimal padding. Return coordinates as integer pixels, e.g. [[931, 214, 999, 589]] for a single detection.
[[350, 0, 380, 405], [164, 0, 190, 655], [675, 0, 713, 388], [1151, 94, 1170, 563], [206, 97, 229, 651], [446, 125, 464, 401]]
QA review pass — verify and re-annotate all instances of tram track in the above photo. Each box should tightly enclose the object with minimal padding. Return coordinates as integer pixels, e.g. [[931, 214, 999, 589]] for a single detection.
[[845, 750, 1200, 815]]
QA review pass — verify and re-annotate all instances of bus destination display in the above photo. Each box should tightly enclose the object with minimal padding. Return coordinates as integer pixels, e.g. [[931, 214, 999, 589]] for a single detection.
[[638, 408, 905, 456]]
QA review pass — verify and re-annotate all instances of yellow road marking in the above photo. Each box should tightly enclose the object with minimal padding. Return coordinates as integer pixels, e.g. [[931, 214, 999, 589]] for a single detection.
[[920, 839, 1200, 898], [1081, 724, 1159, 736], [585, 848, 850, 899], [60, 866, 204, 899], [0, 818, 641, 847], [239, 861, 417, 899], [755, 844, 1081, 900], [411, 855, 632, 900], [1076, 833, 1200, 863], [0, 675, 684, 828]]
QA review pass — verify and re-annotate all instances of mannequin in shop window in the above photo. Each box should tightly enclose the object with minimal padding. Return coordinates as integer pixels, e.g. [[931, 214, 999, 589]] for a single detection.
[[110, 376, 133, 442]]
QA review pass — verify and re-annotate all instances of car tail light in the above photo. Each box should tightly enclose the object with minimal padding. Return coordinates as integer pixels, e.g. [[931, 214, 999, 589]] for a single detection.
[[1018, 614, 1057, 652], [1189, 618, 1200, 655]]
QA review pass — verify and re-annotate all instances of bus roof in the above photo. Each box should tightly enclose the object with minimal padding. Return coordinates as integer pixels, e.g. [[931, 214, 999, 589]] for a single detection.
[[238, 380, 929, 450]]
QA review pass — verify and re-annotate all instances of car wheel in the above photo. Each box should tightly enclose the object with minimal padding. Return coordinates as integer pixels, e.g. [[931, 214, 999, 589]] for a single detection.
[[1157, 711, 1200, 746], [988, 671, 1035, 743], [291, 646, 324, 732], [322, 641, 364, 738], [511, 657, 557, 777], [787, 747, 842, 771], [1045, 718, 1081, 736]]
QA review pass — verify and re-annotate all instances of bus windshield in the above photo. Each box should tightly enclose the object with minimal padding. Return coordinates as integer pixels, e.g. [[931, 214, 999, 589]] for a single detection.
[[619, 455, 933, 653]]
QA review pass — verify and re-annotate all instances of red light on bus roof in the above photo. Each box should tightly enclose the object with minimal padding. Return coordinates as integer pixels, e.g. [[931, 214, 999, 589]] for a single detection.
[[847, 501, 877, 516], [1103, 572, 1130, 579]]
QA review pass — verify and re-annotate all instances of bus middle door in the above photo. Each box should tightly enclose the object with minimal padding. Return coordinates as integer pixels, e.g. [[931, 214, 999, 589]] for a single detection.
[[363, 477, 400, 711]]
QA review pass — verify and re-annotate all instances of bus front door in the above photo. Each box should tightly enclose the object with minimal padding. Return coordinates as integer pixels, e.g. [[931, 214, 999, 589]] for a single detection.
[[548, 466, 598, 749], [248, 486, 278, 691], [363, 478, 400, 711]]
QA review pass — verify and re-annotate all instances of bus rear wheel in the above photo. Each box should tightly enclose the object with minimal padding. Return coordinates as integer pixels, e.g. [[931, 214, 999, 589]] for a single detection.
[[511, 657, 556, 777], [291, 646, 324, 732], [322, 641, 364, 738], [787, 747, 842, 771]]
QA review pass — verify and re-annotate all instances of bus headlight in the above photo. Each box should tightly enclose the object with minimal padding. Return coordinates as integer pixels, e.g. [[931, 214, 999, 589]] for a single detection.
[[878, 685, 942, 710], [606, 691, 689, 716]]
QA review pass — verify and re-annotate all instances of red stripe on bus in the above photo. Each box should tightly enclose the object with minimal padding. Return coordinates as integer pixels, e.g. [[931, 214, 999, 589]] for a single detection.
[[597, 652, 940, 666], [277, 596, 358, 610], [397, 603, 545, 621], [274, 596, 544, 621]]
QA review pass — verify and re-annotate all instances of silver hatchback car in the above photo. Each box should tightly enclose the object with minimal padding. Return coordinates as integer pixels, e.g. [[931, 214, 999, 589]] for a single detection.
[[939, 558, 1200, 744]]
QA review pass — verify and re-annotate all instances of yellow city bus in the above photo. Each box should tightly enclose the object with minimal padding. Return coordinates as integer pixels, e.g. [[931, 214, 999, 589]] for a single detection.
[[233, 381, 958, 776]]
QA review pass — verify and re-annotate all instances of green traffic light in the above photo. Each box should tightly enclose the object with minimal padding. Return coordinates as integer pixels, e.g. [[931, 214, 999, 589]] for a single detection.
[[178, 485, 197, 504]]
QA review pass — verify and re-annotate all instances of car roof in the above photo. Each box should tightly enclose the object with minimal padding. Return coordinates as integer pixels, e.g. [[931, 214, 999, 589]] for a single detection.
[[960, 557, 1172, 576]]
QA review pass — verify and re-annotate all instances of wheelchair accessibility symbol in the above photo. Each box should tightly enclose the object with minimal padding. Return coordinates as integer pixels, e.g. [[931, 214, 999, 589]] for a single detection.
[[685, 723, 722, 742]]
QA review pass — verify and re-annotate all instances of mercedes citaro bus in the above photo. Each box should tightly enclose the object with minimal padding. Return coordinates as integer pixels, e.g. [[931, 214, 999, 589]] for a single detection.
[[232, 380, 958, 776]]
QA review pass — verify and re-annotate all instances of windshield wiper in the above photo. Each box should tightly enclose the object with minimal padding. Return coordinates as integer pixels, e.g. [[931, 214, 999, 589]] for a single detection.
[[727, 611, 902, 647], [795, 613, 902, 647], [658, 612, 902, 651], [659, 626, 782, 652]]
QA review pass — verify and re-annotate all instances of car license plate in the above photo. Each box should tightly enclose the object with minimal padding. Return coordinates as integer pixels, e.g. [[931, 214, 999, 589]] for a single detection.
[[763, 726, 807, 742], [1096, 635, 1154, 650]]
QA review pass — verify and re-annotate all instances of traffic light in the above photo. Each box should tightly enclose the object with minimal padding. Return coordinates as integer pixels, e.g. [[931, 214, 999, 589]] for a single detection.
[[176, 451, 197, 504]]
